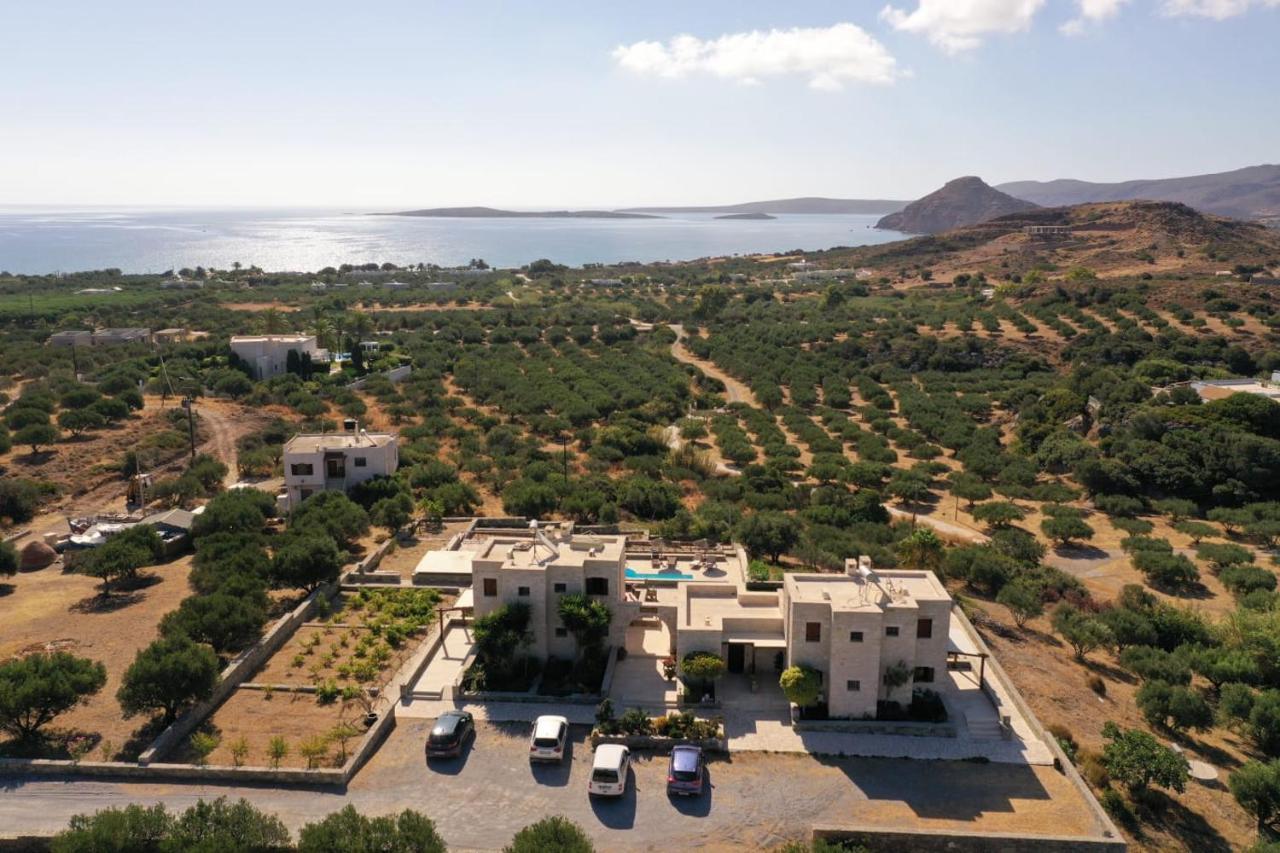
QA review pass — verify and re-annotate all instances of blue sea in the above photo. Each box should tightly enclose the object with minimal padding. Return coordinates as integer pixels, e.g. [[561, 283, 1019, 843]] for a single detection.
[[0, 207, 907, 274]]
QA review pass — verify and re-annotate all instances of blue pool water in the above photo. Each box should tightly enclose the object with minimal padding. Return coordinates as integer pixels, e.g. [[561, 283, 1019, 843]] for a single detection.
[[625, 567, 694, 582]]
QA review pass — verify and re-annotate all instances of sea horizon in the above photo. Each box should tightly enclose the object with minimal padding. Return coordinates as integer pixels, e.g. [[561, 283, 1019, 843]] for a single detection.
[[0, 207, 908, 275]]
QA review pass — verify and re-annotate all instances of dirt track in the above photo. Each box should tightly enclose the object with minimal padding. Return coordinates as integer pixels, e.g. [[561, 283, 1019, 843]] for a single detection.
[[667, 324, 759, 407]]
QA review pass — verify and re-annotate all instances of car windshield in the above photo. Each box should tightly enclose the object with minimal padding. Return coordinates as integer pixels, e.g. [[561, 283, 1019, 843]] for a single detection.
[[591, 769, 618, 783], [533, 736, 560, 748], [671, 749, 700, 780]]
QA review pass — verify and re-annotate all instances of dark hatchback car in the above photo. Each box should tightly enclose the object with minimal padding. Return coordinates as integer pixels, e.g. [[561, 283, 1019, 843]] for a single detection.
[[426, 710, 475, 759], [666, 745, 705, 796]]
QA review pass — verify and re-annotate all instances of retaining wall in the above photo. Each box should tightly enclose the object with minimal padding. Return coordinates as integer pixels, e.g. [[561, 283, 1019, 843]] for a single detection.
[[794, 718, 956, 738], [811, 825, 1127, 852], [951, 609, 1125, 846], [139, 581, 337, 765]]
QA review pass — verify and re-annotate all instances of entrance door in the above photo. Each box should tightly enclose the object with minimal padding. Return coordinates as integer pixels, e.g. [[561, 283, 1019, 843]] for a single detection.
[[727, 643, 745, 674]]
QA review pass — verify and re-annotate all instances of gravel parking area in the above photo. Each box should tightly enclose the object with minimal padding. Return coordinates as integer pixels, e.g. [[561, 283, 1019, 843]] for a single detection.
[[0, 720, 1104, 850], [349, 720, 1102, 850]]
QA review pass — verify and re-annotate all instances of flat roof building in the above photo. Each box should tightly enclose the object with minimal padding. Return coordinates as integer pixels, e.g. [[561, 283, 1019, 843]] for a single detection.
[[469, 526, 636, 660], [229, 334, 326, 379], [282, 429, 398, 509], [780, 559, 952, 718]]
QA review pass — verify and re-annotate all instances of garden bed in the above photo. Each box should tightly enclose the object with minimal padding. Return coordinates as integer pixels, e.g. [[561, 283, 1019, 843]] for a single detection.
[[166, 587, 449, 768]]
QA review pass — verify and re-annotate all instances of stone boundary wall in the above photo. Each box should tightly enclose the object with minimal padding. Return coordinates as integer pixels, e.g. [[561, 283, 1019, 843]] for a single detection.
[[811, 825, 1127, 852], [794, 718, 956, 738], [345, 364, 412, 390], [591, 734, 727, 752], [139, 581, 338, 765], [951, 608, 1125, 846]]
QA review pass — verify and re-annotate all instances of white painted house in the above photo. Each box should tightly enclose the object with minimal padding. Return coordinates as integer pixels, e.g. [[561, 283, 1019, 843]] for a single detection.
[[281, 430, 399, 509], [229, 334, 326, 379]]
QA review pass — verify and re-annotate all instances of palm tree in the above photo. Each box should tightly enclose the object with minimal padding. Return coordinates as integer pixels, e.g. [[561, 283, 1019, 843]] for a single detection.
[[259, 308, 285, 334], [310, 317, 336, 353], [897, 528, 945, 574]]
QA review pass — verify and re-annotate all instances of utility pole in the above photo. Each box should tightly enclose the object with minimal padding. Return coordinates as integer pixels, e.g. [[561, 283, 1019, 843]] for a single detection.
[[560, 435, 569, 481], [181, 397, 196, 463]]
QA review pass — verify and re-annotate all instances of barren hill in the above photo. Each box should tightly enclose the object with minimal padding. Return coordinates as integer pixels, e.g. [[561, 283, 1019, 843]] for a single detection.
[[825, 200, 1280, 281], [876, 177, 1039, 235], [999, 164, 1280, 224]]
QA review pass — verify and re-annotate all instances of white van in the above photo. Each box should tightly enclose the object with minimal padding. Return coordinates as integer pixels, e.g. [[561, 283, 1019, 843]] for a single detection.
[[588, 744, 631, 797]]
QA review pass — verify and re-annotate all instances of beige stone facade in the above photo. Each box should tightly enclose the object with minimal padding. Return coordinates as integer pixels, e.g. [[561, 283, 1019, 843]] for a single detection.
[[780, 559, 951, 718]]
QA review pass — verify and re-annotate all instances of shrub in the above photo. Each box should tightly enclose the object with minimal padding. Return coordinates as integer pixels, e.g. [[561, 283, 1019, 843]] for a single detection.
[[505, 816, 594, 853], [299, 806, 446, 853], [779, 665, 823, 708], [618, 707, 653, 736]]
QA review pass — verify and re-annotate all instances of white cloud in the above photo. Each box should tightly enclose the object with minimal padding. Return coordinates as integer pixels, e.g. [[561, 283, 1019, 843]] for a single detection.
[[1061, 0, 1130, 34], [611, 24, 900, 91], [880, 0, 1046, 52], [1161, 0, 1279, 18]]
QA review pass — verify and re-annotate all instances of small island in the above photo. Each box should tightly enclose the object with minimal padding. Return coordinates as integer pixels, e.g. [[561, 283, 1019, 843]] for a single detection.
[[378, 206, 663, 220], [713, 212, 776, 221]]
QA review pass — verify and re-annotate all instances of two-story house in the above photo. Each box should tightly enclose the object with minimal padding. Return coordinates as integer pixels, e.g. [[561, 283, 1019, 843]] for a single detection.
[[281, 430, 398, 509], [780, 557, 952, 718]]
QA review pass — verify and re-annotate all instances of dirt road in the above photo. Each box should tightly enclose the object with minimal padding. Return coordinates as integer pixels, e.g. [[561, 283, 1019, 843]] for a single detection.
[[667, 324, 759, 407]]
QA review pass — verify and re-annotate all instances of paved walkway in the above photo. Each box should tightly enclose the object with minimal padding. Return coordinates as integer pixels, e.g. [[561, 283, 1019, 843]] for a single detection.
[[409, 624, 473, 696]]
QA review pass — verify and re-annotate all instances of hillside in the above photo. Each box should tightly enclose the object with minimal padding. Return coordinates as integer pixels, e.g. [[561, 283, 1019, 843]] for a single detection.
[[999, 164, 1280, 225], [825, 200, 1280, 281], [875, 177, 1039, 235], [621, 197, 908, 215]]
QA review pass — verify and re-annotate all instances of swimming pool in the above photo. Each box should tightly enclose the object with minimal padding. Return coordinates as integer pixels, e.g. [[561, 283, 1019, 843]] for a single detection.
[[625, 567, 694, 581]]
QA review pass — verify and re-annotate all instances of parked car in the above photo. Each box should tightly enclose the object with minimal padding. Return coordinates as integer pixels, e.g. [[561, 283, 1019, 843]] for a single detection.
[[588, 744, 630, 797], [529, 715, 569, 763], [426, 710, 474, 758], [667, 745, 705, 796]]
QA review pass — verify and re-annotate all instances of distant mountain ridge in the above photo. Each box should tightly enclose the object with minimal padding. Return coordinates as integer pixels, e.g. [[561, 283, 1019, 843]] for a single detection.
[[875, 177, 1038, 235], [383, 207, 662, 219], [998, 164, 1280, 224], [621, 197, 908, 215]]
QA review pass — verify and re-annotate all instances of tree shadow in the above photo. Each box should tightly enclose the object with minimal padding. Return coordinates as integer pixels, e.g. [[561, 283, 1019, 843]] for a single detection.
[[0, 583, 14, 597], [70, 590, 146, 614], [1052, 543, 1110, 560], [1133, 789, 1232, 853], [1083, 658, 1134, 683]]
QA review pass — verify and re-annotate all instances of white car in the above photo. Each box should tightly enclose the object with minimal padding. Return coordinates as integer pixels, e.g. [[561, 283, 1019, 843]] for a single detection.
[[588, 744, 631, 797], [529, 715, 569, 763]]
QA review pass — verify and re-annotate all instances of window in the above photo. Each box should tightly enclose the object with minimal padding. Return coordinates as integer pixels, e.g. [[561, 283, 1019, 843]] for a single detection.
[[482, 578, 497, 597], [885, 626, 900, 637], [517, 586, 530, 597], [846, 680, 861, 692], [917, 618, 933, 639], [553, 583, 567, 593], [290, 463, 314, 476], [353, 456, 367, 468], [555, 627, 568, 638], [585, 577, 609, 596], [805, 622, 821, 642], [849, 631, 864, 643], [913, 666, 935, 684], [299, 488, 313, 500]]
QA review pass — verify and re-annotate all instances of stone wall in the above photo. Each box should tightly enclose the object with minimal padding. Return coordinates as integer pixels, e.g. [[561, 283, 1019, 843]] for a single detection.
[[139, 582, 338, 765], [811, 825, 1127, 852]]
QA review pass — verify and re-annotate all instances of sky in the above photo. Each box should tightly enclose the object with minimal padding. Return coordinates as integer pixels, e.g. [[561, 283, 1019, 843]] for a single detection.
[[1, 0, 1277, 208]]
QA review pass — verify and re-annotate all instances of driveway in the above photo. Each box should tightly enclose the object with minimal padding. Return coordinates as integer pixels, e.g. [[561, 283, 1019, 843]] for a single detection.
[[0, 720, 1102, 849], [369, 723, 1098, 849]]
